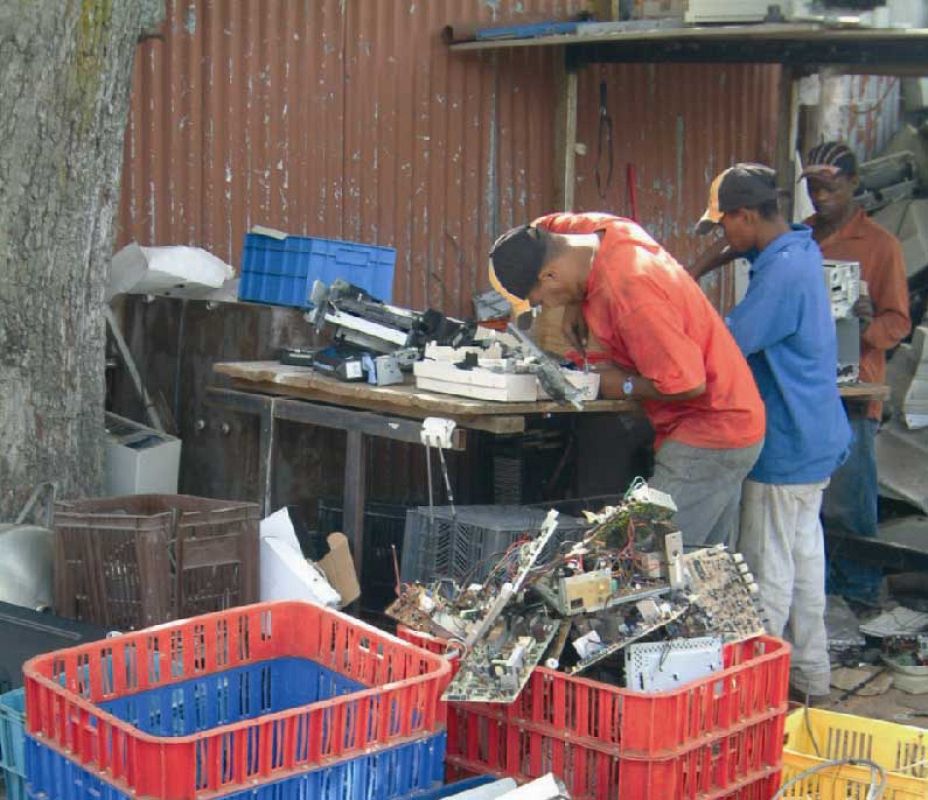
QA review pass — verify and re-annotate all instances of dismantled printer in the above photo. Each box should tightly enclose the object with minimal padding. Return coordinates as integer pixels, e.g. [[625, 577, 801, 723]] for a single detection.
[[387, 480, 766, 703], [280, 278, 593, 407], [280, 278, 477, 385]]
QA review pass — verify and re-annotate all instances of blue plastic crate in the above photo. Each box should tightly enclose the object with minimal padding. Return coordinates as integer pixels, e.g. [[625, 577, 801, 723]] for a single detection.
[[25, 732, 446, 800], [239, 232, 396, 306], [97, 657, 363, 736], [0, 688, 26, 800], [94, 656, 375, 787]]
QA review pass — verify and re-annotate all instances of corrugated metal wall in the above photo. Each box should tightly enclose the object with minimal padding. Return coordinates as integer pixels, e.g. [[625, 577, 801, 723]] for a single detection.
[[572, 62, 782, 308], [119, 2, 783, 316], [118, 0, 587, 318], [819, 74, 902, 161]]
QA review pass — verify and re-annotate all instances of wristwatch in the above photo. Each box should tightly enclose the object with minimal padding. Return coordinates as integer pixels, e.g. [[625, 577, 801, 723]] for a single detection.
[[622, 376, 635, 397]]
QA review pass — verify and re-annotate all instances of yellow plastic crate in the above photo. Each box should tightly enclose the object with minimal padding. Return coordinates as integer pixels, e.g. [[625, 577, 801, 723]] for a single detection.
[[781, 707, 928, 799]]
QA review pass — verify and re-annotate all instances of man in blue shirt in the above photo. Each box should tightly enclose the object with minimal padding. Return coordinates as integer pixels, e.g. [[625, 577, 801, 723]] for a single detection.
[[694, 163, 851, 702]]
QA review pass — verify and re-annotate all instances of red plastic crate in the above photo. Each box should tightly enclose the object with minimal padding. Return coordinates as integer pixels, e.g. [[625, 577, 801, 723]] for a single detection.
[[447, 702, 786, 800], [24, 602, 451, 800], [397, 627, 790, 800], [446, 761, 784, 800]]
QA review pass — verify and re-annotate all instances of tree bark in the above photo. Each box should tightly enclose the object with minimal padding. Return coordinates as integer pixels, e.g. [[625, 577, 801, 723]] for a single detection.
[[0, 0, 163, 518]]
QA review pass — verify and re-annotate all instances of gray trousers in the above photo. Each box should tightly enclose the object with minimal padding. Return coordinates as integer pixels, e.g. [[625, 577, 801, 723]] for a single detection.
[[649, 438, 763, 550], [738, 479, 831, 696]]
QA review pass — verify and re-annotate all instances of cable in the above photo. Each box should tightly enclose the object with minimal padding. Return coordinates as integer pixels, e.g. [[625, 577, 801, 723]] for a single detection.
[[773, 758, 886, 800], [801, 704, 822, 758]]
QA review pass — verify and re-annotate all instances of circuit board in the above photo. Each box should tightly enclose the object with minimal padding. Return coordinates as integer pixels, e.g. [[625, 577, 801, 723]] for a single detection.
[[566, 593, 692, 675], [442, 616, 560, 703], [680, 546, 766, 642]]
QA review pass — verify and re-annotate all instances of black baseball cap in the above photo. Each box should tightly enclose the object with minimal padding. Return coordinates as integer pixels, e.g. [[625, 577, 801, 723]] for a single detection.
[[489, 224, 550, 300], [695, 163, 779, 235], [802, 141, 858, 179]]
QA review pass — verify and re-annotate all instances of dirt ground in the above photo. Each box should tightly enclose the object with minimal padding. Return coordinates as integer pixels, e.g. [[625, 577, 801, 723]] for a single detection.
[[822, 685, 928, 728]]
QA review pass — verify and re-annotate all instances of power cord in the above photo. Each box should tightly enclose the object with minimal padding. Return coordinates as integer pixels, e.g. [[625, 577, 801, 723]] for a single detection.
[[773, 758, 886, 800]]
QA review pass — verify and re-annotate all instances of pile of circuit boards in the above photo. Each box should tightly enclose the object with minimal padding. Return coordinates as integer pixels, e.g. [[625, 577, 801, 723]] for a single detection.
[[387, 480, 767, 703]]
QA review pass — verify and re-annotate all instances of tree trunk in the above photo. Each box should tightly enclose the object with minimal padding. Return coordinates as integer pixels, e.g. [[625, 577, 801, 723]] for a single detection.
[[0, 0, 163, 518]]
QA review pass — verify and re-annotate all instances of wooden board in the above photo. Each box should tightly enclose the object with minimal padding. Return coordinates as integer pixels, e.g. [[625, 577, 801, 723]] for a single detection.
[[213, 361, 637, 432], [214, 361, 886, 425], [839, 382, 890, 400]]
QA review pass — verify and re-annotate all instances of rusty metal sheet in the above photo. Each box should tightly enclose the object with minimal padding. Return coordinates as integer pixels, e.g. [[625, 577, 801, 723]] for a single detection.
[[834, 74, 901, 162], [119, 0, 586, 319], [572, 62, 781, 309]]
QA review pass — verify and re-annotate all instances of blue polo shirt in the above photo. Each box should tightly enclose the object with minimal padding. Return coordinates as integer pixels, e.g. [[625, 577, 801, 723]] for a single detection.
[[726, 225, 850, 484]]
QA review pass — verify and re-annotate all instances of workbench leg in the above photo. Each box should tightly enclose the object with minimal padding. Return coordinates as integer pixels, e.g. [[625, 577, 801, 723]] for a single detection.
[[258, 398, 277, 516], [344, 429, 367, 602]]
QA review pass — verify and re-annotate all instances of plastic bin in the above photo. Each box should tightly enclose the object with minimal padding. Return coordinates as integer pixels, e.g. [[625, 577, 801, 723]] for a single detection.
[[446, 765, 782, 800], [239, 232, 396, 307], [25, 731, 447, 800], [780, 707, 928, 799], [24, 601, 451, 800], [398, 627, 791, 800], [0, 688, 25, 800], [400, 506, 589, 586], [53, 494, 260, 629]]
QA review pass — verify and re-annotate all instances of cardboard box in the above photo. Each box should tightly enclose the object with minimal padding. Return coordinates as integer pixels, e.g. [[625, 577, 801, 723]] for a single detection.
[[317, 532, 361, 606]]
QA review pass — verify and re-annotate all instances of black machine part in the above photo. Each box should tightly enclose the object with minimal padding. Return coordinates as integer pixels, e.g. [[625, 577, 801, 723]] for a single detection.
[[279, 348, 316, 367], [311, 343, 369, 382]]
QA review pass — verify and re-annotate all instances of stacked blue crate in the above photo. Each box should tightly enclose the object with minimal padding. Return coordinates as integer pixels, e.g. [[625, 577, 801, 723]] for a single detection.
[[239, 232, 396, 307], [26, 733, 447, 800], [0, 689, 25, 800], [22, 658, 447, 800]]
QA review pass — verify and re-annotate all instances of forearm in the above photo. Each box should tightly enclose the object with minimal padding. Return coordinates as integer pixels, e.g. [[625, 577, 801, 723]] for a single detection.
[[689, 243, 737, 281], [861, 309, 911, 351], [598, 367, 704, 402]]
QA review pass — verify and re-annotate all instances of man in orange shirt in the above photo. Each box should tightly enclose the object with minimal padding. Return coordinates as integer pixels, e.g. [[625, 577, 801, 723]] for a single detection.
[[803, 142, 911, 536], [490, 213, 765, 548]]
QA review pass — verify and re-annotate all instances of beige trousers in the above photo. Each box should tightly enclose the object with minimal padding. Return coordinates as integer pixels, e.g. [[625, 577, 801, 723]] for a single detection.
[[738, 478, 831, 696]]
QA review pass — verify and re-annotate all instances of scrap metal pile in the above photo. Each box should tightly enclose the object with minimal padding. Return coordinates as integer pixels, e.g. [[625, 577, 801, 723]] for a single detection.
[[387, 481, 767, 703]]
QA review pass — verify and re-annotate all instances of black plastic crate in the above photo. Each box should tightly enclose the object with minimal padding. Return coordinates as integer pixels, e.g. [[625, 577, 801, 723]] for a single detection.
[[400, 505, 589, 585], [317, 500, 407, 611], [0, 602, 107, 692]]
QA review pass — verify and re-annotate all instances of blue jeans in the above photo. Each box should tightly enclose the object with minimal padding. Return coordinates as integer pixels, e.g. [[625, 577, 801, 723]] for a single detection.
[[821, 417, 879, 537]]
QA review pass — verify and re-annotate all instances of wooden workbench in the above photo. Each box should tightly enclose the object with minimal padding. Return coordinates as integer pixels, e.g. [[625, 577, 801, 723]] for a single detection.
[[214, 360, 887, 428], [211, 360, 636, 592], [213, 360, 637, 434], [211, 360, 888, 592]]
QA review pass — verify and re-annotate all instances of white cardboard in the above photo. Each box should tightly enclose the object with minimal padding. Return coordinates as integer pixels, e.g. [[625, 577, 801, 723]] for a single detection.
[[108, 242, 233, 301], [259, 508, 341, 607]]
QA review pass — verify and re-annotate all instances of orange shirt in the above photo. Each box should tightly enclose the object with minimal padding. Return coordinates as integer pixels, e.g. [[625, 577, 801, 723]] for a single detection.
[[534, 212, 765, 451], [808, 208, 911, 419]]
